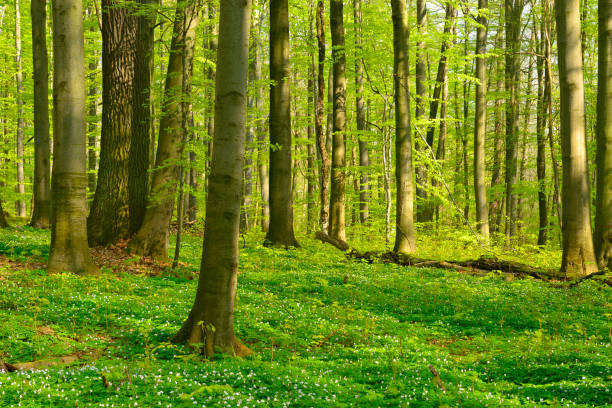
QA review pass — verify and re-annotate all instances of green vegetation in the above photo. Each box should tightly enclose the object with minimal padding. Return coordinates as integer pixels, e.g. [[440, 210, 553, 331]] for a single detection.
[[0, 229, 610, 407]]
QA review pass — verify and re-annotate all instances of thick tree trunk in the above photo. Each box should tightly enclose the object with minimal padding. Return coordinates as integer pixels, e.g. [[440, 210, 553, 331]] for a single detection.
[[315, 1, 330, 232], [173, 0, 252, 357], [30, 0, 51, 229], [14, 0, 26, 218], [353, 0, 369, 224], [473, 0, 489, 238], [391, 0, 416, 254], [328, 0, 347, 242], [556, 0, 598, 277], [129, 0, 158, 235], [595, 0, 612, 270], [129, 0, 199, 259], [266, 0, 298, 247], [48, 0, 97, 275], [504, 0, 523, 241], [88, 0, 136, 245], [0, 200, 7, 228]]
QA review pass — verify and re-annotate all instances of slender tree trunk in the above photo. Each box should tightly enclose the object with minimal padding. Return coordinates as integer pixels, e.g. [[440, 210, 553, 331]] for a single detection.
[[391, 0, 416, 254], [266, 0, 299, 247], [433, 74, 448, 222], [489, 29, 504, 233], [595, 0, 612, 270], [462, 28, 470, 221], [48, 0, 97, 275], [0, 200, 7, 228], [473, 0, 489, 238], [87, 56, 98, 199], [14, 0, 26, 218], [129, 0, 158, 235], [535, 17, 548, 246], [253, 7, 269, 232], [328, 0, 347, 242], [315, 1, 330, 232], [504, 0, 523, 241], [129, 0, 199, 259], [173, 0, 252, 357], [242, 33, 257, 232], [307, 5, 316, 233], [88, 0, 136, 245], [30, 0, 51, 228], [353, 0, 369, 224], [414, 0, 427, 220], [556, 0, 598, 276]]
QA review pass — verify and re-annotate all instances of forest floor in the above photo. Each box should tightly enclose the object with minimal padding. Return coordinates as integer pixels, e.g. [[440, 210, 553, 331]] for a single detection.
[[0, 226, 610, 407]]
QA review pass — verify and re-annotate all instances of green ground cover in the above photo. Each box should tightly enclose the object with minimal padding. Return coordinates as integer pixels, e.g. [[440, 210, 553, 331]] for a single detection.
[[0, 228, 610, 407]]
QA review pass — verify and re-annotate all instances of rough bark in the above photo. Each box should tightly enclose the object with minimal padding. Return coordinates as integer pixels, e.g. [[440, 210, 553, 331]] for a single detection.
[[328, 0, 347, 242], [14, 0, 26, 218], [595, 0, 612, 270], [30, 0, 51, 229], [129, 0, 199, 259], [315, 0, 330, 232], [48, 0, 98, 275], [353, 0, 369, 224], [173, 0, 252, 357], [88, 0, 136, 245], [129, 0, 158, 235], [535, 18, 548, 246], [556, 0, 598, 277], [473, 0, 489, 238], [391, 0, 416, 254], [266, 0, 299, 247]]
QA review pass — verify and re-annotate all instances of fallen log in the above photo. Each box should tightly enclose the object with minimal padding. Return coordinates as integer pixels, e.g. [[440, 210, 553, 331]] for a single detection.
[[315, 232, 558, 282]]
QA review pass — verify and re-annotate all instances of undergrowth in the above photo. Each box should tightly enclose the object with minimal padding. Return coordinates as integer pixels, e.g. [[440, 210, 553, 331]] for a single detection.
[[0, 228, 610, 407]]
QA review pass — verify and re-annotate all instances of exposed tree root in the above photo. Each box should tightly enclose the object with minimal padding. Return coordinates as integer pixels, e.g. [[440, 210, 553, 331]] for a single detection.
[[315, 232, 612, 287]]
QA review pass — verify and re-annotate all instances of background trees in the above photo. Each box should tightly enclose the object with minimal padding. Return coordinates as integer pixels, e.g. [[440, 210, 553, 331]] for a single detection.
[[0, 0, 608, 278]]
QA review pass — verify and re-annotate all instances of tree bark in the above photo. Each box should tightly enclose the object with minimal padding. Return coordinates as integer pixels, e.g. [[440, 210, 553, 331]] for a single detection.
[[328, 0, 347, 242], [556, 0, 598, 276], [48, 0, 98, 275], [173, 0, 252, 357], [266, 0, 299, 247], [30, 0, 51, 228], [129, 0, 199, 259], [315, 0, 330, 232], [129, 0, 158, 235], [307, 2, 316, 233], [391, 0, 416, 254], [473, 0, 489, 238], [535, 17, 548, 246], [353, 0, 369, 224], [595, 0, 612, 270], [14, 0, 26, 218], [88, 0, 136, 245], [504, 0, 523, 241], [489, 29, 504, 233]]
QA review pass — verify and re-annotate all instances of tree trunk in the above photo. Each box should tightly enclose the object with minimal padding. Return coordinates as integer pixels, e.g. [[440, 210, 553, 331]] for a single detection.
[[315, 0, 330, 232], [489, 29, 504, 233], [173, 0, 252, 358], [414, 0, 427, 221], [353, 0, 369, 224], [266, 0, 298, 247], [14, 0, 26, 218], [595, 0, 612, 270], [48, 0, 98, 275], [129, 0, 158, 235], [504, 0, 523, 241], [391, 0, 416, 254], [87, 56, 98, 200], [473, 0, 489, 238], [30, 0, 51, 228], [0, 200, 7, 228], [88, 0, 136, 245], [556, 0, 598, 276], [129, 0, 199, 259], [307, 4, 316, 233], [328, 0, 347, 242], [535, 17, 548, 246]]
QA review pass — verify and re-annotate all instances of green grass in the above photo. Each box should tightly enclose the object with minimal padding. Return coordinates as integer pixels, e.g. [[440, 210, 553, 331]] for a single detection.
[[0, 228, 610, 407]]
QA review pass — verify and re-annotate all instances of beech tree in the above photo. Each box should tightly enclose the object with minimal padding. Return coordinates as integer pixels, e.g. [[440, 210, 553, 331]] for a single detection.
[[556, 0, 598, 276], [48, 0, 97, 275], [173, 0, 252, 357]]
